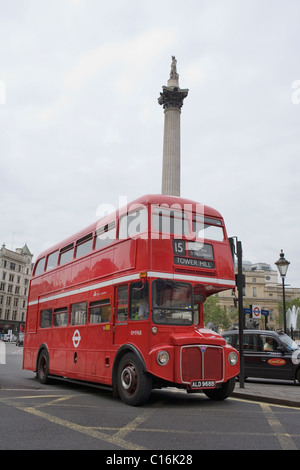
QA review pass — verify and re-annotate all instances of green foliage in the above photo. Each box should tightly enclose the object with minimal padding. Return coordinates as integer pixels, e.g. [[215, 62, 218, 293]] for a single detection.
[[203, 296, 231, 331]]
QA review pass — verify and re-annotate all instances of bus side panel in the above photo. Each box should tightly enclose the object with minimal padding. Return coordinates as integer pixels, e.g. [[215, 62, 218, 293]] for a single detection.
[[25, 304, 38, 333], [213, 243, 235, 281], [23, 304, 38, 371], [90, 241, 136, 281], [50, 326, 68, 375], [28, 278, 40, 303], [85, 323, 113, 384], [132, 238, 148, 272], [151, 239, 173, 271], [70, 258, 90, 287], [23, 333, 37, 371], [113, 240, 136, 272], [90, 246, 116, 279]]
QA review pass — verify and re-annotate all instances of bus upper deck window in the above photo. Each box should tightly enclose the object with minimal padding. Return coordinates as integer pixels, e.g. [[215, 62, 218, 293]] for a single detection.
[[46, 251, 59, 271], [119, 208, 148, 239], [34, 257, 45, 276], [152, 207, 189, 237], [193, 216, 224, 241], [95, 223, 116, 251], [59, 244, 74, 266], [75, 234, 93, 259]]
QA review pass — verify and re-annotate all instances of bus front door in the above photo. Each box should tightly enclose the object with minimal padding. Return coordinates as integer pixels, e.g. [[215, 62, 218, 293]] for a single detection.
[[113, 285, 128, 346], [66, 326, 86, 380]]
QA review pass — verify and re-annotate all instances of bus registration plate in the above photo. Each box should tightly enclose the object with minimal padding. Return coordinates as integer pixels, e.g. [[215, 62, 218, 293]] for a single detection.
[[191, 380, 215, 389]]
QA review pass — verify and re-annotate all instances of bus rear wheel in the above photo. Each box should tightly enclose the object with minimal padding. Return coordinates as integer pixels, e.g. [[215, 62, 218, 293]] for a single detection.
[[37, 349, 50, 384], [203, 377, 236, 401], [117, 353, 152, 406]]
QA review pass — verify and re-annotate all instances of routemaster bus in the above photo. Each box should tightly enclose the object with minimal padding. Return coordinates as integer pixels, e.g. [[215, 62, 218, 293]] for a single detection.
[[23, 194, 239, 406]]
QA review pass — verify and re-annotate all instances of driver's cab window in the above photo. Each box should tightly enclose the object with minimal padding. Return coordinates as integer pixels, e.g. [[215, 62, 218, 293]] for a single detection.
[[130, 281, 149, 321], [116, 285, 128, 321]]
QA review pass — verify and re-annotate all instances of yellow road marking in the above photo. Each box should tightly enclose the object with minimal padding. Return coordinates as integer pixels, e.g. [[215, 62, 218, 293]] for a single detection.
[[113, 409, 154, 440], [1, 394, 299, 450], [260, 403, 298, 450], [16, 405, 147, 450]]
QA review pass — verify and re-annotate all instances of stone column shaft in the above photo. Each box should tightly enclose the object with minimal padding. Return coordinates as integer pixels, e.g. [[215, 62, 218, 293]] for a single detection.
[[158, 57, 188, 197], [161, 107, 181, 196]]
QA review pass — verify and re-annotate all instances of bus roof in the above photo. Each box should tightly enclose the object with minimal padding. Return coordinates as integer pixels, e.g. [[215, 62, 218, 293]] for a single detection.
[[35, 194, 223, 260]]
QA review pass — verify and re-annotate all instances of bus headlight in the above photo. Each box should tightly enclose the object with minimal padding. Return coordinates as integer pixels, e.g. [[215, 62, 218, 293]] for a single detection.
[[228, 351, 238, 366], [157, 350, 169, 366]]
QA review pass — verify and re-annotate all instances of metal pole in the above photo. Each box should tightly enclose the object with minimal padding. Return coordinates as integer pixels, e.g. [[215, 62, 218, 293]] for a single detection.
[[282, 277, 287, 334], [237, 240, 244, 388]]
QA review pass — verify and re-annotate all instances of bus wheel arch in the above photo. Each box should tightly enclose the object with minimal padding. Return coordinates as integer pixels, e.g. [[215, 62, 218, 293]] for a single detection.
[[36, 345, 50, 384], [113, 346, 152, 406]]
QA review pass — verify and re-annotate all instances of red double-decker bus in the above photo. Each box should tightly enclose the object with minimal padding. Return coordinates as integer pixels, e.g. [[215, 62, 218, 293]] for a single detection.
[[23, 194, 239, 405]]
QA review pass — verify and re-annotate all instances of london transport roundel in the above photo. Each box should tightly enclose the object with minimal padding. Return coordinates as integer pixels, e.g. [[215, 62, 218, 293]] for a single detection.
[[252, 305, 261, 318], [72, 329, 81, 348]]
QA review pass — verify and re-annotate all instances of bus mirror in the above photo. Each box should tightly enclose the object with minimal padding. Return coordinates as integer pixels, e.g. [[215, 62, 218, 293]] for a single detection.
[[228, 237, 235, 263]]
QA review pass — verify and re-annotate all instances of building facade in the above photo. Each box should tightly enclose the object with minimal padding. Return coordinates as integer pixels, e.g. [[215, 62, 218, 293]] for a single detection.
[[0, 243, 33, 337], [217, 261, 300, 331]]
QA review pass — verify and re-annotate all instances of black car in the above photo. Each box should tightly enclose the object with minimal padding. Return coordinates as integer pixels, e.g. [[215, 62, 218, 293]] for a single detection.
[[222, 329, 300, 383]]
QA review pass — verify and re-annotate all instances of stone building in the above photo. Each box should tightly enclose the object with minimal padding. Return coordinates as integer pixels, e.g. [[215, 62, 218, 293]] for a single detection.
[[216, 261, 300, 331], [0, 243, 33, 336]]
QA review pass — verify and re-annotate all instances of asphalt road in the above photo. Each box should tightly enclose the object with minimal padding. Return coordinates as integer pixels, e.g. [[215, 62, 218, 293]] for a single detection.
[[1, 342, 300, 453]]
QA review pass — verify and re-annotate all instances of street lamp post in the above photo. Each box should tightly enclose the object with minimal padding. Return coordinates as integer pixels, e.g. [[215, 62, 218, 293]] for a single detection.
[[275, 250, 290, 333]]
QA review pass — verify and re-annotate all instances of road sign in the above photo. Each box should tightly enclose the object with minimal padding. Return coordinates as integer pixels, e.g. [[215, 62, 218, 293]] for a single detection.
[[261, 309, 269, 316], [252, 305, 261, 319], [243, 308, 252, 314]]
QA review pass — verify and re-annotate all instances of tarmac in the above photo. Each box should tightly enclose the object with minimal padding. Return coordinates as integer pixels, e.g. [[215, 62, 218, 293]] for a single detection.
[[232, 378, 300, 408]]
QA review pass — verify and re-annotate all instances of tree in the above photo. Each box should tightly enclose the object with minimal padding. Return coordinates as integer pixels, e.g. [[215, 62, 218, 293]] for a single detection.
[[203, 296, 231, 331]]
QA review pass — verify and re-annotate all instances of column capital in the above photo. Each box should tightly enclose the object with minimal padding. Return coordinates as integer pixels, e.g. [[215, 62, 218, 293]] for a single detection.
[[158, 86, 189, 110]]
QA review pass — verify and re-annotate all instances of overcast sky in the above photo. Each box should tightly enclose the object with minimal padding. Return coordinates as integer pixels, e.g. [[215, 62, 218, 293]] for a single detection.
[[1, 0, 299, 288]]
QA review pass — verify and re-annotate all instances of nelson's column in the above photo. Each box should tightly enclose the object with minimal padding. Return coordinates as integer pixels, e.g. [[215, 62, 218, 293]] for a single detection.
[[158, 56, 189, 196]]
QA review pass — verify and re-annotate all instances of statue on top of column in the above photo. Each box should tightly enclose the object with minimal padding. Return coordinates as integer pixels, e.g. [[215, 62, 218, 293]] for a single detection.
[[158, 55, 188, 109], [170, 56, 179, 80]]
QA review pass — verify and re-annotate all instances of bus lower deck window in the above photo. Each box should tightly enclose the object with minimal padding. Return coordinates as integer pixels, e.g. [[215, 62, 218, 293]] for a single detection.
[[89, 300, 111, 323], [54, 308, 68, 327], [40, 309, 52, 328], [71, 302, 87, 325]]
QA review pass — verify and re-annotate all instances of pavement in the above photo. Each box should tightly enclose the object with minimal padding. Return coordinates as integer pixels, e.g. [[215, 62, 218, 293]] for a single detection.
[[232, 379, 300, 408]]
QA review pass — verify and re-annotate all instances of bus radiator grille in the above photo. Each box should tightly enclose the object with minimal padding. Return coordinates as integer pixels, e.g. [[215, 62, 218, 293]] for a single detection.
[[181, 346, 224, 383]]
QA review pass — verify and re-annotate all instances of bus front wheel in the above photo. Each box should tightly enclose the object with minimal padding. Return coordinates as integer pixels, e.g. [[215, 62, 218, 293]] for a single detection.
[[117, 353, 152, 406], [203, 377, 236, 401], [36, 349, 50, 384]]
